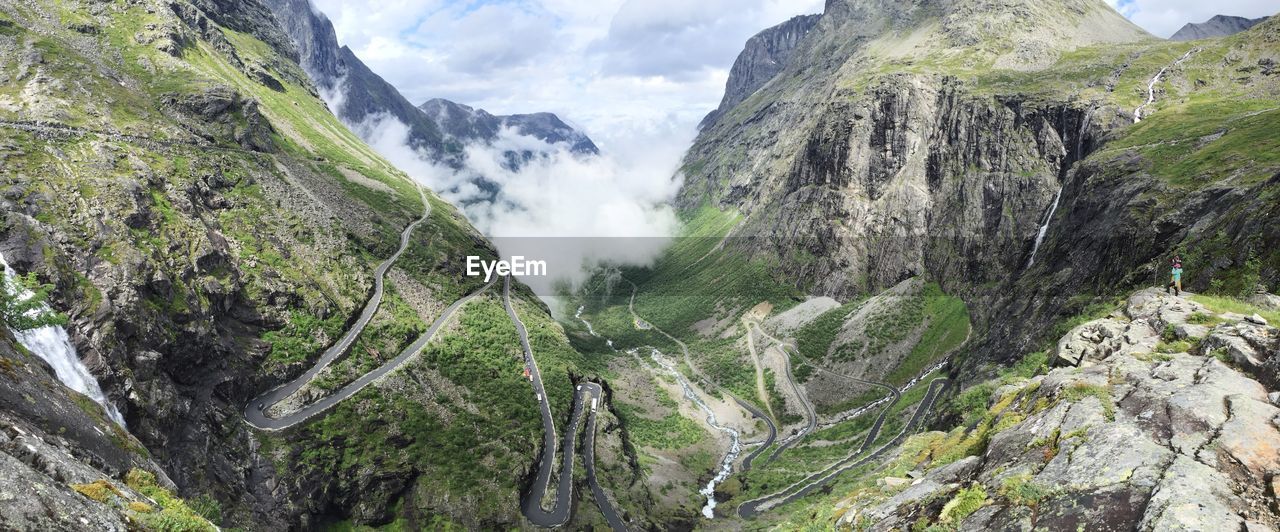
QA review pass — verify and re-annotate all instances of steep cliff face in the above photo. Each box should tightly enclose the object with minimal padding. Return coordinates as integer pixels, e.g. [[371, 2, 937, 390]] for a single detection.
[[260, 0, 449, 156], [0, 0, 591, 528], [679, 0, 1280, 366], [701, 14, 821, 129], [1172, 15, 1271, 41]]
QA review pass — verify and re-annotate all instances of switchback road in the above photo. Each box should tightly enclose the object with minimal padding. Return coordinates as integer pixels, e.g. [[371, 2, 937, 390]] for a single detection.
[[243, 188, 493, 430], [749, 322, 899, 462], [506, 277, 624, 531], [737, 378, 950, 518]]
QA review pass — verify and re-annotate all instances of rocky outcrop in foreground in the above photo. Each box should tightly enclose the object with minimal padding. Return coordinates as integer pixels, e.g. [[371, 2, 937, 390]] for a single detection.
[[0, 331, 215, 531], [831, 289, 1279, 530]]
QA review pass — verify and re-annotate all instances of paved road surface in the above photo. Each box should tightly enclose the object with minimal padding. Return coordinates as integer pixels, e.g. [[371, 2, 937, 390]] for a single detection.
[[582, 382, 628, 531], [750, 323, 818, 462], [506, 277, 624, 531], [737, 378, 951, 518], [751, 322, 899, 462], [622, 281, 777, 472], [244, 189, 449, 430]]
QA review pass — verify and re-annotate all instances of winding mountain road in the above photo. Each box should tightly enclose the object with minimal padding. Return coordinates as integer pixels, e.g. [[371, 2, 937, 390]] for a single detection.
[[736, 321, 964, 517], [507, 277, 624, 531], [744, 320, 777, 421], [622, 281, 777, 471], [243, 188, 492, 430], [748, 323, 818, 462], [737, 378, 951, 518], [749, 322, 900, 461], [0, 119, 264, 154]]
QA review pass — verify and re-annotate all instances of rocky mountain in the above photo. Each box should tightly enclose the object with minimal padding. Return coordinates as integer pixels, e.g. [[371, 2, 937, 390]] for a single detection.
[[262, 0, 597, 166], [1171, 14, 1271, 41], [701, 14, 821, 129], [0, 0, 619, 529], [420, 98, 599, 156], [679, 0, 1279, 365], [261, 0, 448, 156], [4, 0, 1279, 529], [639, 0, 1280, 526]]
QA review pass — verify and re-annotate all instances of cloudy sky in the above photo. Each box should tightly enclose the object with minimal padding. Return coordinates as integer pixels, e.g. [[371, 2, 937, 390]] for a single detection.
[[311, 0, 1275, 147], [311, 0, 825, 149]]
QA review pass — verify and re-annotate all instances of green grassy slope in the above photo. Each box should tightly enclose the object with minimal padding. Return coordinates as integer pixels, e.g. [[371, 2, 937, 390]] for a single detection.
[[0, 0, 604, 528]]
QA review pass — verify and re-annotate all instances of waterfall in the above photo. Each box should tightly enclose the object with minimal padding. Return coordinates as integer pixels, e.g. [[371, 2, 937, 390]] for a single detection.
[[1026, 186, 1064, 269], [1076, 107, 1094, 162], [0, 253, 125, 427], [1026, 106, 1095, 270], [1134, 49, 1198, 123], [575, 305, 598, 337], [647, 349, 741, 519]]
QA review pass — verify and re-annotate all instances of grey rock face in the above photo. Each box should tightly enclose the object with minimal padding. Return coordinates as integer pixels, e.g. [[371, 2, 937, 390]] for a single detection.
[[1248, 293, 1280, 310], [501, 113, 599, 155], [1170, 15, 1270, 41], [260, 0, 448, 155], [258, 0, 344, 84], [837, 289, 1280, 530], [0, 333, 180, 530], [690, 73, 1096, 300], [681, 0, 1279, 375], [419, 98, 599, 156], [419, 98, 502, 144], [701, 14, 822, 129]]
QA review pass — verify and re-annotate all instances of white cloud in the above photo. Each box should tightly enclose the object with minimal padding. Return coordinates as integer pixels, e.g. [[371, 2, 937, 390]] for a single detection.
[[309, 0, 1277, 291], [351, 111, 688, 293], [309, 0, 825, 139], [1105, 0, 1276, 37]]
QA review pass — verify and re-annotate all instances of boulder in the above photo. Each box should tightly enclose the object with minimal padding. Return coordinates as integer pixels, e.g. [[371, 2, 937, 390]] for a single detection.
[[1202, 327, 1267, 369], [882, 477, 912, 488], [1247, 293, 1280, 311]]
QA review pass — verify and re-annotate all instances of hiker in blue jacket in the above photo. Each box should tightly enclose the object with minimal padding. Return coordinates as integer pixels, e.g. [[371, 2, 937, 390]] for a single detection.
[[1167, 255, 1183, 296]]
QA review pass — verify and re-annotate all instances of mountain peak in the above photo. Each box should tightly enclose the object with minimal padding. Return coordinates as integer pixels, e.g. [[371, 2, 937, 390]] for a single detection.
[[417, 99, 599, 156], [1170, 14, 1270, 41], [701, 13, 821, 129], [821, 0, 1153, 67], [720, 0, 1156, 91]]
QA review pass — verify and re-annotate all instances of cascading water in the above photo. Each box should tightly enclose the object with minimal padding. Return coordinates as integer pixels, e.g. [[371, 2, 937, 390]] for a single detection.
[[1026, 106, 1097, 270], [1025, 186, 1063, 269], [575, 305, 598, 337], [647, 349, 741, 518], [1134, 49, 1198, 123], [576, 306, 615, 351], [0, 253, 124, 427], [582, 302, 740, 518]]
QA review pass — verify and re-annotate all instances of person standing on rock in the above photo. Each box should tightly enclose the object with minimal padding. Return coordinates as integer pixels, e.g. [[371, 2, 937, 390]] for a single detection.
[[1167, 255, 1184, 296]]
